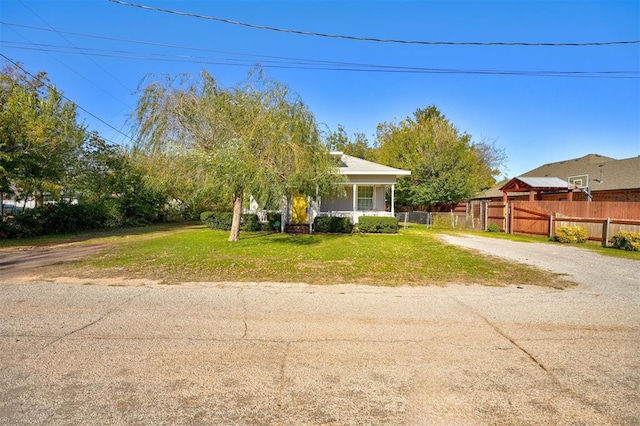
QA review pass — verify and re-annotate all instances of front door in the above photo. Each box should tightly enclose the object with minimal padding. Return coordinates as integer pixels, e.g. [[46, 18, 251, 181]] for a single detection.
[[292, 193, 308, 223]]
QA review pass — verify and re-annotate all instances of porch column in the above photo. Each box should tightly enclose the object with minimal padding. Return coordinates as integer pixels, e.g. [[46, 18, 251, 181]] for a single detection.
[[528, 190, 535, 201], [391, 184, 395, 215], [352, 184, 357, 213]]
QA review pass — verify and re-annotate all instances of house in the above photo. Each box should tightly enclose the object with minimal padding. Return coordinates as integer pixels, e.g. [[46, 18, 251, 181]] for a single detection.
[[281, 151, 411, 232], [474, 154, 640, 202]]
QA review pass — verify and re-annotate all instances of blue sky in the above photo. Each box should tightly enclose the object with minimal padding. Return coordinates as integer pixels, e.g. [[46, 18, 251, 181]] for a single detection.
[[1, 0, 639, 178]]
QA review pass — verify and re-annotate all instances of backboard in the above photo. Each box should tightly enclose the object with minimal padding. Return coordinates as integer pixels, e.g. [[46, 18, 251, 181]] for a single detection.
[[568, 174, 589, 189]]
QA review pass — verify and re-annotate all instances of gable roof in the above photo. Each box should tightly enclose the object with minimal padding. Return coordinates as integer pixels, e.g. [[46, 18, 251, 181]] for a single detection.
[[474, 153, 640, 199], [335, 153, 411, 177], [500, 177, 569, 192], [522, 154, 640, 192]]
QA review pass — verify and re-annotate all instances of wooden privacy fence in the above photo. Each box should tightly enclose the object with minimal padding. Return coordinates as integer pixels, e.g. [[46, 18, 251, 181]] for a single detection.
[[492, 200, 640, 246], [403, 200, 640, 245]]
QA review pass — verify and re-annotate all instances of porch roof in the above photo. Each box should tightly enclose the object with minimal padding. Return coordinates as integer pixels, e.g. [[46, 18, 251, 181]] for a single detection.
[[499, 176, 569, 192], [336, 153, 411, 177]]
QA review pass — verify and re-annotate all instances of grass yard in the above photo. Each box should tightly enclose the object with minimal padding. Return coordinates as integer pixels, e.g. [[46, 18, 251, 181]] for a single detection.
[[34, 224, 572, 288]]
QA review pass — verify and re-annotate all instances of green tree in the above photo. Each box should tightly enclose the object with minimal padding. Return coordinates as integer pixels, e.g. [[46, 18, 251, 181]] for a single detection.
[[326, 124, 374, 160], [375, 106, 505, 207], [0, 64, 85, 208], [65, 132, 166, 225], [133, 69, 339, 241]]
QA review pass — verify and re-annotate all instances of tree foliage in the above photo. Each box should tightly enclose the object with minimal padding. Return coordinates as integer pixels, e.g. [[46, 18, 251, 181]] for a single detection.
[[133, 69, 339, 241], [375, 106, 505, 207], [0, 64, 85, 206], [0, 64, 165, 234], [326, 124, 374, 160]]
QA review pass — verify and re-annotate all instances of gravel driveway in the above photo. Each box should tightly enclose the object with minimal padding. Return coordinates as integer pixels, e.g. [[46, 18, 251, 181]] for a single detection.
[[1, 235, 638, 425]]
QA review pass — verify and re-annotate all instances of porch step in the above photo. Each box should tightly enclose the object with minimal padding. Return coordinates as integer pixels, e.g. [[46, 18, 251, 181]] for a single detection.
[[285, 223, 310, 234]]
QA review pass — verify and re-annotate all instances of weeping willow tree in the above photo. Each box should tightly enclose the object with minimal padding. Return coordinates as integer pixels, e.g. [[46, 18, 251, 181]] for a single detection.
[[133, 69, 339, 241]]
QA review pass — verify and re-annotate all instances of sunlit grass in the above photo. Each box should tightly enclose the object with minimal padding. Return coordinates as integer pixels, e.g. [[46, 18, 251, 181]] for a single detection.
[[36, 224, 572, 288]]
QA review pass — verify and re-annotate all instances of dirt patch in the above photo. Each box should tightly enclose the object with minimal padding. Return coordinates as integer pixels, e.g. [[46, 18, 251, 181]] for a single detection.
[[0, 243, 109, 283]]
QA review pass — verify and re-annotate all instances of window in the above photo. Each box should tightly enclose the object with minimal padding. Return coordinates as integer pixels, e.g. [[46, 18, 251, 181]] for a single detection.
[[357, 186, 374, 211]]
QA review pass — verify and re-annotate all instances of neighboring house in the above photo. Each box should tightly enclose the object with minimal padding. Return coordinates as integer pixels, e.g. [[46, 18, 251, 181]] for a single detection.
[[280, 151, 411, 232], [474, 154, 640, 202]]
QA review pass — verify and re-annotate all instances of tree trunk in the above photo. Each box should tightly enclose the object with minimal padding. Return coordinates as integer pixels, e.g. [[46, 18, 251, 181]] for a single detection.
[[228, 191, 243, 242]]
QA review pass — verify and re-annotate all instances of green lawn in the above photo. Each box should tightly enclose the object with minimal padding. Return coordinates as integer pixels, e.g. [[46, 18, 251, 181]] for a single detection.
[[31, 224, 572, 288]]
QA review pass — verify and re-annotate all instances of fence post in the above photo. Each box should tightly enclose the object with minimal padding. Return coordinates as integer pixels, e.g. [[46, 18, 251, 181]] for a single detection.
[[601, 218, 611, 247], [484, 201, 488, 231], [549, 215, 554, 238]]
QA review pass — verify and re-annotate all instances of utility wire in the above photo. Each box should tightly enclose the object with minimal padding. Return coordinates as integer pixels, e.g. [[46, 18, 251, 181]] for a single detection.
[[0, 54, 134, 143], [3, 40, 637, 79], [4, 22, 637, 79], [0, 21, 387, 67], [17, 0, 131, 93], [108, 0, 640, 47], [2, 25, 128, 106]]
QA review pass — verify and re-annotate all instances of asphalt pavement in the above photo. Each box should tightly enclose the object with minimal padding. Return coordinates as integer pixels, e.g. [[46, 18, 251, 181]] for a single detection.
[[0, 236, 638, 425]]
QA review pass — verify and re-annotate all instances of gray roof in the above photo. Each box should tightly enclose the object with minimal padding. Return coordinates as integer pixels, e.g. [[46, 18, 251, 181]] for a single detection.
[[514, 177, 569, 188], [474, 154, 640, 199], [522, 154, 640, 192], [337, 153, 411, 177]]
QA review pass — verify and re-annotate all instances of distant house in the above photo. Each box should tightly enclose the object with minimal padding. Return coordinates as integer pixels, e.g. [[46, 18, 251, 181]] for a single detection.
[[280, 151, 411, 232], [474, 154, 640, 202]]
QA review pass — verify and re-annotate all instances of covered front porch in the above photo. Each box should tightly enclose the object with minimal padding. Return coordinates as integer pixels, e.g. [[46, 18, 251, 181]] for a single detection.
[[310, 182, 399, 225], [279, 152, 411, 233], [280, 182, 400, 233]]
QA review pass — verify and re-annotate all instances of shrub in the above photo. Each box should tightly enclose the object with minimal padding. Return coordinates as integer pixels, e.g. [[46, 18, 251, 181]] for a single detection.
[[357, 216, 399, 234], [0, 202, 114, 238], [487, 223, 501, 233], [200, 211, 214, 222], [241, 213, 261, 231], [313, 216, 354, 233], [204, 212, 233, 231], [554, 226, 588, 244], [262, 212, 282, 231], [203, 212, 262, 232], [430, 213, 452, 229], [611, 231, 640, 251]]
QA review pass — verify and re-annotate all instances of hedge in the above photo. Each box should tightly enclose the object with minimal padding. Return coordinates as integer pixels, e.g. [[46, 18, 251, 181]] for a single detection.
[[313, 216, 354, 233], [203, 212, 262, 232], [357, 216, 399, 234]]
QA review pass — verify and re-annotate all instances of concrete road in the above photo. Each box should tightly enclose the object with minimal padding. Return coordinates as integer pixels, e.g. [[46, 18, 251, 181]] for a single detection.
[[1, 238, 639, 424]]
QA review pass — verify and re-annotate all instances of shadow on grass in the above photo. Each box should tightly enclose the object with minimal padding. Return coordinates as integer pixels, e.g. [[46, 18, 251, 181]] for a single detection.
[[265, 234, 322, 246], [0, 222, 198, 248]]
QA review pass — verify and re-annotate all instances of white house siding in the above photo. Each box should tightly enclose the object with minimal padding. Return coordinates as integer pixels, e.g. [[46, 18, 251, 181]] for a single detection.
[[321, 184, 387, 212]]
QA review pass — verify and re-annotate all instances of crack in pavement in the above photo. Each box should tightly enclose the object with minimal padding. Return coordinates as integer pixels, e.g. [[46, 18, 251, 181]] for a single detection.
[[236, 288, 248, 339], [275, 341, 291, 417], [450, 295, 616, 423], [40, 287, 152, 350]]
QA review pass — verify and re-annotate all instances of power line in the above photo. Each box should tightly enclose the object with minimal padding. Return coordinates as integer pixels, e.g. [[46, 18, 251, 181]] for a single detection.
[[108, 0, 640, 47], [17, 0, 131, 93], [2, 40, 637, 79], [0, 54, 134, 143], [4, 21, 637, 79], [2, 25, 128, 107], [0, 21, 381, 67]]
